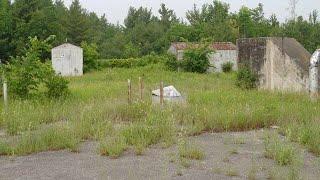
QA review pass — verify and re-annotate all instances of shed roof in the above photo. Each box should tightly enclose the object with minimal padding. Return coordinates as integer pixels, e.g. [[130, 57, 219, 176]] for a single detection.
[[170, 42, 237, 51], [52, 43, 82, 50]]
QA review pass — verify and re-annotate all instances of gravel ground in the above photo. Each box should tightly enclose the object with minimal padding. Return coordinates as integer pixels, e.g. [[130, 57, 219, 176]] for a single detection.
[[0, 130, 319, 180]]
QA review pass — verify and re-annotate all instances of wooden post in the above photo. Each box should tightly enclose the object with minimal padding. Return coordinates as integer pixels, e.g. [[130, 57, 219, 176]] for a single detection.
[[128, 79, 132, 104], [160, 81, 164, 105], [139, 77, 144, 100]]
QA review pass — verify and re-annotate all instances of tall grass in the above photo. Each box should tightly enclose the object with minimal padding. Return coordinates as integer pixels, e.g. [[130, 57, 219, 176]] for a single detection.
[[0, 63, 320, 156]]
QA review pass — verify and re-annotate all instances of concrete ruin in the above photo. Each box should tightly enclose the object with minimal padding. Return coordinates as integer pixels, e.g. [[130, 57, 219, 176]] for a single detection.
[[237, 37, 312, 92], [310, 49, 320, 98], [168, 42, 238, 72]]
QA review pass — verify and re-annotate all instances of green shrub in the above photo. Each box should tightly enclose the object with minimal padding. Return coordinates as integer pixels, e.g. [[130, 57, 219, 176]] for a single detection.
[[100, 54, 166, 68], [45, 75, 70, 99], [164, 53, 179, 71], [222, 62, 234, 73], [5, 37, 55, 98], [236, 67, 257, 89], [181, 45, 212, 73], [4, 36, 70, 99], [81, 42, 100, 73]]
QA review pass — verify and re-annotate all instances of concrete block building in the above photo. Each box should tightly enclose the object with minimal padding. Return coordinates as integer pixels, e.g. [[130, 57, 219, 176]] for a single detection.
[[237, 37, 311, 92], [51, 43, 83, 76], [168, 42, 238, 72]]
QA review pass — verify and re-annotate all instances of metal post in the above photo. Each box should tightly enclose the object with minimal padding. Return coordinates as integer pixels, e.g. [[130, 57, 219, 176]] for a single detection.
[[3, 80, 7, 108], [160, 81, 164, 105], [128, 79, 132, 104], [139, 77, 143, 100]]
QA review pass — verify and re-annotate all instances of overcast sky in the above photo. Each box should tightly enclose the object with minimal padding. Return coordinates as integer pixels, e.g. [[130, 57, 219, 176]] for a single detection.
[[63, 0, 320, 24]]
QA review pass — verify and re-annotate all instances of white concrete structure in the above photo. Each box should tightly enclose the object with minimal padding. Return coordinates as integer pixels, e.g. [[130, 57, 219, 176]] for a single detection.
[[237, 37, 312, 92], [168, 42, 238, 73], [152, 86, 182, 97], [51, 43, 83, 76], [310, 49, 320, 99]]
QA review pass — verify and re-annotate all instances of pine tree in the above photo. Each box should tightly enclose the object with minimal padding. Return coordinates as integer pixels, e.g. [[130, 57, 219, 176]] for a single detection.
[[66, 0, 89, 45], [0, 0, 13, 61]]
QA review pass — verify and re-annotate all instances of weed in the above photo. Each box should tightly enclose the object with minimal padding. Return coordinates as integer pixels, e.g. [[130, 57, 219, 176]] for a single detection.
[[13, 126, 79, 155], [179, 158, 191, 168], [0, 141, 11, 156], [99, 136, 127, 158], [230, 148, 239, 155], [222, 62, 234, 73], [225, 167, 240, 177], [223, 156, 230, 163], [1, 64, 320, 158], [247, 166, 258, 180], [264, 133, 298, 166], [212, 167, 223, 174], [178, 141, 205, 160]]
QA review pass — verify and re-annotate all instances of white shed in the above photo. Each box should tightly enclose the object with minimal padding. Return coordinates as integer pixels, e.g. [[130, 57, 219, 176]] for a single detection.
[[51, 43, 83, 76]]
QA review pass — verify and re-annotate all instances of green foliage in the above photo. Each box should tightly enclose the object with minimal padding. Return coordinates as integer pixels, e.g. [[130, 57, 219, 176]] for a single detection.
[[164, 53, 179, 71], [179, 141, 205, 160], [4, 36, 69, 99], [13, 126, 79, 155], [2, 0, 320, 61], [81, 41, 100, 73], [0, 0, 13, 61], [1, 64, 320, 158], [222, 62, 234, 73], [284, 122, 320, 156], [264, 133, 298, 166], [181, 45, 212, 73], [5, 37, 54, 98], [45, 75, 70, 99], [0, 141, 11, 155], [99, 136, 127, 158], [100, 54, 167, 68], [123, 42, 140, 58], [236, 67, 257, 89]]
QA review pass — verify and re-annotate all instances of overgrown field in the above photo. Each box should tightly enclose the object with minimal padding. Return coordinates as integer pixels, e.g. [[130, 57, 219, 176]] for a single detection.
[[0, 64, 319, 157]]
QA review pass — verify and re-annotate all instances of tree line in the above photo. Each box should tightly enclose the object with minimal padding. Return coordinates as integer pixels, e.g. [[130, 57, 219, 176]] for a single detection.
[[0, 0, 319, 63]]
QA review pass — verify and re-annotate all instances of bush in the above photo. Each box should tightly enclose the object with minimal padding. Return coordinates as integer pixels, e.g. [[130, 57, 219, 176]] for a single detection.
[[100, 54, 167, 68], [236, 67, 257, 89], [5, 37, 55, 98], [222, 62, 234, 73], [181, 46, 212, 73], [81, 42, 100, 73], [45, 76, 70, 99], [164, 53, 179, 71], [4, 36, 70, 99]]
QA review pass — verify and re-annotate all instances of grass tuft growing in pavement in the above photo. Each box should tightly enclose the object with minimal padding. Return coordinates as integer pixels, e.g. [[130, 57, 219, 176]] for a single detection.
[[178, 140, 205, 160], [264, 132, 299, 166]]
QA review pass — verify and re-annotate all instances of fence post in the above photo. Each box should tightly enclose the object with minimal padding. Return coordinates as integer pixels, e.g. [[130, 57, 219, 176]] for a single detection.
[[128, 79, 132, 104], [3, 79, 7, 109], [139, 77, 144, 100], [160, 81, 164, 105]]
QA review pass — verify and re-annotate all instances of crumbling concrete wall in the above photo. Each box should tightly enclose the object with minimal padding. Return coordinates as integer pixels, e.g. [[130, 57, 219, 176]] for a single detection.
[[208, 50, 238, 72], [237, 37, 311, 92]]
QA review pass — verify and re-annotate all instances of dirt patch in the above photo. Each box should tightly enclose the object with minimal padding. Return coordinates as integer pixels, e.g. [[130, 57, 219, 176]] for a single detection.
[[0, 130, 319, 180]]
